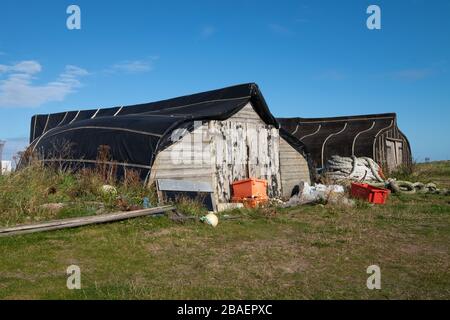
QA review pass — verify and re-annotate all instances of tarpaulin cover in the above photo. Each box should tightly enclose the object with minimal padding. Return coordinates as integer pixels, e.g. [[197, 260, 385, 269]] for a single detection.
[[27, 83, 293, 181], [278, 113, 411, 169]]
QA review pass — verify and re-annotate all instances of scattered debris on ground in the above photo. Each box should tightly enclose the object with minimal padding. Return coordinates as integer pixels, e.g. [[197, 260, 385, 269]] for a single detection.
[[116, 196, 143, 211], [283, 181, 353, 207], [217, 203, 244, 212], [168, 211, 197, 223], [321, 155, 448, 198]]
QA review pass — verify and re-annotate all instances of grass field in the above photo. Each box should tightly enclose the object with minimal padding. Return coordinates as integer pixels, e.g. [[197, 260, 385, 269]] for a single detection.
[[0, 161, 449, 299]]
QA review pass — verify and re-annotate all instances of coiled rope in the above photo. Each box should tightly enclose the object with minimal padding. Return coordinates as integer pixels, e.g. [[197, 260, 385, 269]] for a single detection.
[[325, 156, 384, 183], [324, 156, 447, 195]]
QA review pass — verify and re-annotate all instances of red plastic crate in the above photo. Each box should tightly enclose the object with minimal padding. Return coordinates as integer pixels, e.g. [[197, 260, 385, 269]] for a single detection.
[[350, 182, 390, 204]]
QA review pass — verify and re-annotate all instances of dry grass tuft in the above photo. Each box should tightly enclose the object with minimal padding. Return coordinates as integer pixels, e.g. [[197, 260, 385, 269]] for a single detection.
[[0, 145, 157, 227]]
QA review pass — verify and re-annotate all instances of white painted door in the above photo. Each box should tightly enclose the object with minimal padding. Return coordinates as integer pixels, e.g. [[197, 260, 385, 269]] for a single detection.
[[386, 140, 396, 171], [386, 139, 403, 171]]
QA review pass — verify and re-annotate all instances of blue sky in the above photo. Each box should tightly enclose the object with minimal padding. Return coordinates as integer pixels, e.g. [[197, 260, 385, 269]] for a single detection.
[[0, 0, 449, 161]]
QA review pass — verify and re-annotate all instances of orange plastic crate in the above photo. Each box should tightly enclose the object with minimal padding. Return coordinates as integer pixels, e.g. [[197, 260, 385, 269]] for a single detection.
[[232, 196, 268, 208], [232, 178, 268, 199], [351, 182, 390, 204]]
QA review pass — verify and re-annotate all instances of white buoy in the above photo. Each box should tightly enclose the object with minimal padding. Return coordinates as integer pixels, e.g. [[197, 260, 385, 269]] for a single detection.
[[203, 213, 219, 227]]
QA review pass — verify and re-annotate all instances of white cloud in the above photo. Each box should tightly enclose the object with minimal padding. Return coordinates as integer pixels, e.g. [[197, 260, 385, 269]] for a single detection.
[[0, 61, 88, 108], [0, 60, 41, 74], [64, 65, 89, 77], [109, 58, 157, 74]]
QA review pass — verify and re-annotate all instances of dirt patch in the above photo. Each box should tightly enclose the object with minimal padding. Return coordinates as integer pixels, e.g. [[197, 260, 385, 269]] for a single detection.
[[146, 243, 164, 252], [399, 242, 449, 256]]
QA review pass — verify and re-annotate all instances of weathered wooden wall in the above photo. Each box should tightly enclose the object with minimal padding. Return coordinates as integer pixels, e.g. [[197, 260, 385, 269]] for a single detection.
[[211, 103, 282, 202], [374, 124, 412, 172], [279, 138, 311, 198], [151, 102, 311, 206], [150, 123, 213, 185]]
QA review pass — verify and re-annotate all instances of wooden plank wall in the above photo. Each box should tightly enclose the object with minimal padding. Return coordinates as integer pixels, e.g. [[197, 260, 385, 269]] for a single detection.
[[279, 138, 311, 198], [149, 123, 214, 186]]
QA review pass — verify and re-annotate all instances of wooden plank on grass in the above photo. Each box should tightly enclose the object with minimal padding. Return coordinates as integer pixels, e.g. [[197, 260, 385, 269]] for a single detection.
[[0, 205, 174, 237]]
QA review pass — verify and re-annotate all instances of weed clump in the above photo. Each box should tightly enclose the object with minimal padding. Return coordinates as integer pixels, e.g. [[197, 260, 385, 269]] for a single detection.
[[0, 145, 157, 226]]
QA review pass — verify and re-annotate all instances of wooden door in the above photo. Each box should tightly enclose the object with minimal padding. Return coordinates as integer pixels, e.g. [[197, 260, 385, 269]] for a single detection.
[[386, 139, 403, 171], [386, 140, 396, 171], [395, 141, 403, 166]]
